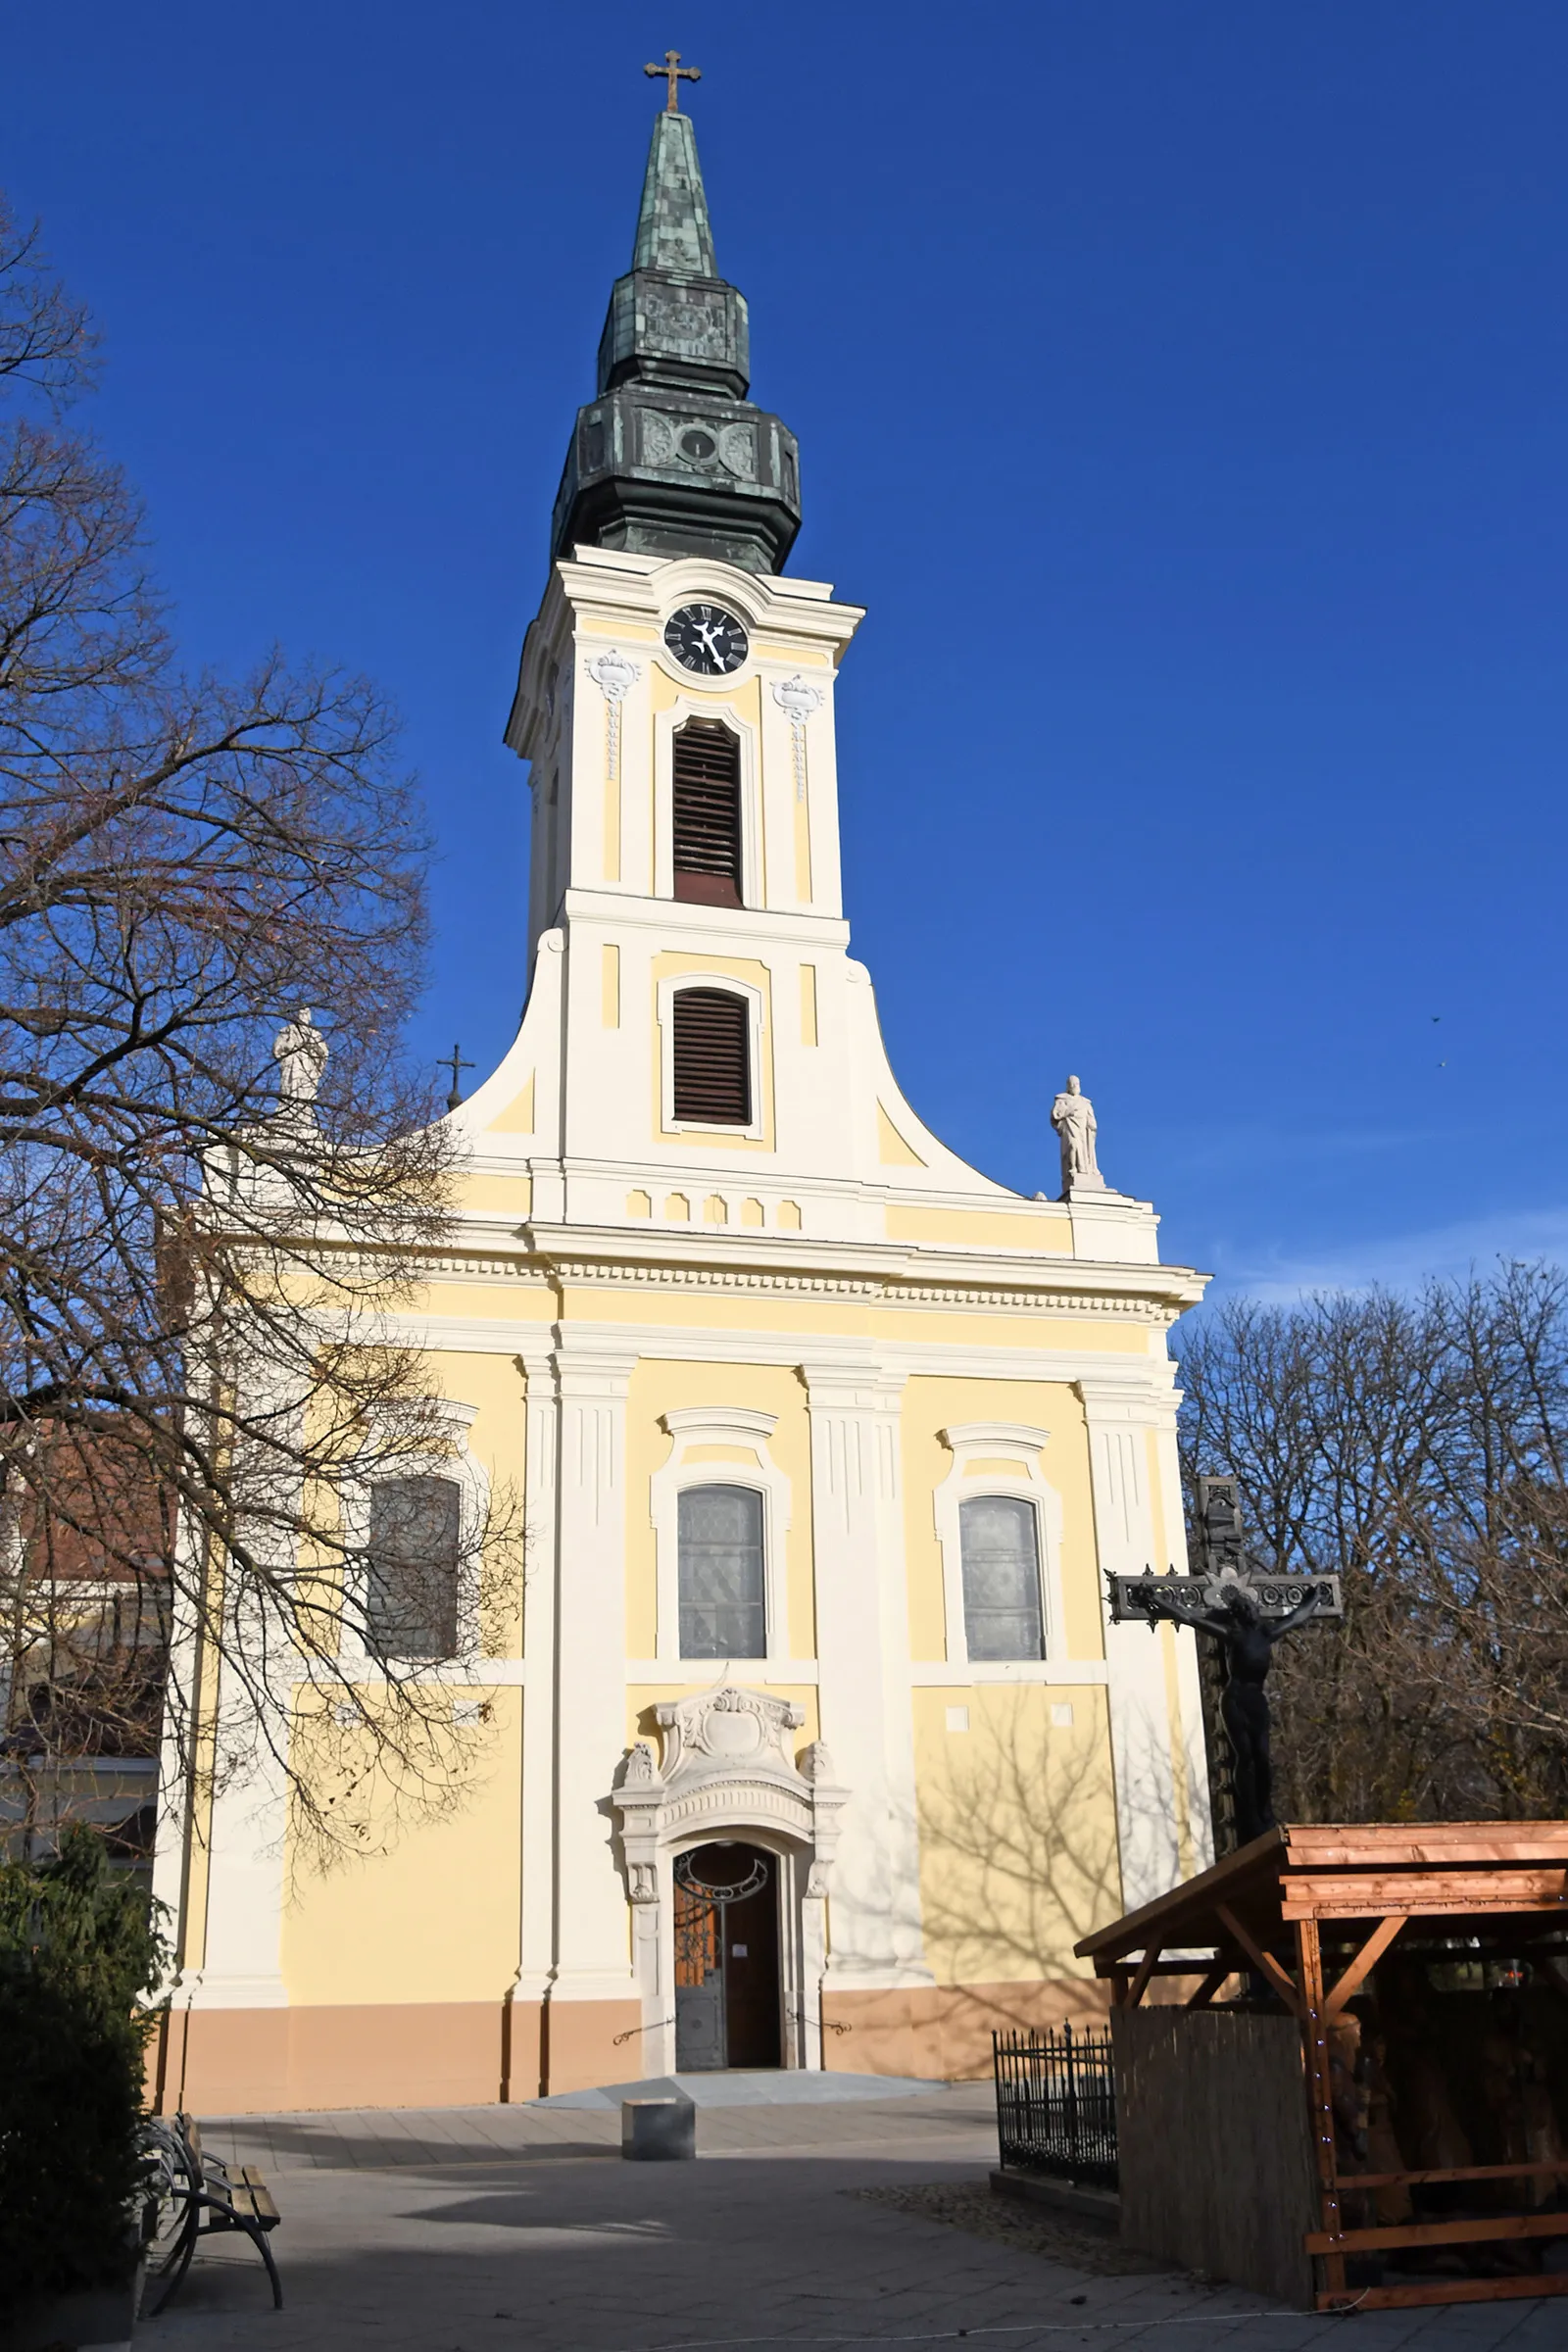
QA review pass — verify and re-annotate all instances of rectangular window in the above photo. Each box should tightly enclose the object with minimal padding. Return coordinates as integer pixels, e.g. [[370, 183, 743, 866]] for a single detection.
[[367, 1477, 462, 1659], [959, 1494, 1045, 1661], [671, 987, 751, 1125], [672, 721, 742, 907], [679, 1486, 765, 1658]]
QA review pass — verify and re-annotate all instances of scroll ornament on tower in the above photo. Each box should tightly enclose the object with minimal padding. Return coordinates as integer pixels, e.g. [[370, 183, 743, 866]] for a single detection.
[[585, 648, 641, 783], [772, 673, 822, 802]]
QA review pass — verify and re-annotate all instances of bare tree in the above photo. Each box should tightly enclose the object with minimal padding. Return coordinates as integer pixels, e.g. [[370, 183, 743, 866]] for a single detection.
[[1177, 1263, 1568, 1823], [0, 194, 519, 1863]]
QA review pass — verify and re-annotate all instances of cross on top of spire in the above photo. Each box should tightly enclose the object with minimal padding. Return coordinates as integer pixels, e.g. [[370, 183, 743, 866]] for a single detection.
[[440, 1041, 474, 1113], [645, 49, 701, 113]]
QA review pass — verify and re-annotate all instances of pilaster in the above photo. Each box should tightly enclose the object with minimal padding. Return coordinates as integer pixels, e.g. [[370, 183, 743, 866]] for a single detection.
[[513, 1340, 559, 2028], [1150, 1394, 1214, 1876], [803, 1361, 930, 1989], [181, 1479, 296, 2015], [1075, 1374, 1194, 1912], [183, 1667, 290, 2012], [549, 1341, 639, 2003]]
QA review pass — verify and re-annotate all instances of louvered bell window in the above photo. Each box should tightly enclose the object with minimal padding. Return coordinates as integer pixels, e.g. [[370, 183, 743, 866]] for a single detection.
[[672, 721, 742, 907], [671, 988, 751, 1126], [959, 1494, 1046, 1661]]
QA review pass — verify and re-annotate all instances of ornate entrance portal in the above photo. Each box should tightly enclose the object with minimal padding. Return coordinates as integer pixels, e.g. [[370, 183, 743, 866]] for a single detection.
[[610, 1681, 849, 2075], [673, 1842, 781, 2070]]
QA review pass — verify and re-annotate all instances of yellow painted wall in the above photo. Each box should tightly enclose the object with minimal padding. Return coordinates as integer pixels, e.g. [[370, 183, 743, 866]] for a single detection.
[[886, 1203, 1073, 1254], [484, 1072, 534, 1135], [452, 1172, 535, 1219], [398, 1279, 557, 1330], [911, 1682, 1118, 1987], [281, 1689, 521, 2005], [878, 1105, 926, 1167]]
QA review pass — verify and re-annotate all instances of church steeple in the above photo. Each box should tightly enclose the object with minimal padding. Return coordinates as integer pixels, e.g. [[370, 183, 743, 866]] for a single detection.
[[631, 112, 717, 278], [549, 84, 801, 575]]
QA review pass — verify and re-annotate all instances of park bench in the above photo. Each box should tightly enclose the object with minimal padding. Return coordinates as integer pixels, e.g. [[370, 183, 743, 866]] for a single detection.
[[142, 2111, 282, 2314]]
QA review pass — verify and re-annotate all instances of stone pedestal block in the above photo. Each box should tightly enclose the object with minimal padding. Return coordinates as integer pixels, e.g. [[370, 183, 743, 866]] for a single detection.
[[621, 2097, 696, 2161]]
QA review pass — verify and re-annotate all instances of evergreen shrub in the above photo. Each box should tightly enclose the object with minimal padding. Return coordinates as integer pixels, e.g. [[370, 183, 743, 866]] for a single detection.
[[0, 1827, 168, 2307]]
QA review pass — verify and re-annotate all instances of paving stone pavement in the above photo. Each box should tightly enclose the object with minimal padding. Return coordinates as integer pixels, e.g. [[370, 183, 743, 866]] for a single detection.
[[135, 2088, 1568, 2352]]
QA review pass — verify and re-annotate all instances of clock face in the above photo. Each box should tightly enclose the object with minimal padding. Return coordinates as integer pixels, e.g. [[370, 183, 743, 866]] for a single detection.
[[664, 603, 749, 677]]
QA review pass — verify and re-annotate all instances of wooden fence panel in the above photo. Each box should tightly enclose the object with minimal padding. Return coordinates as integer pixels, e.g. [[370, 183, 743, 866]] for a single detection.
[[1112, 2008, 1317, 2307]]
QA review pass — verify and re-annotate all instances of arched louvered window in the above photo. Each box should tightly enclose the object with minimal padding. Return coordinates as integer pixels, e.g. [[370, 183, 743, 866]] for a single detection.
[[367, 1476, 462, 1658], [959, 1494, 1046, 1661], [672, 987, 751, 1126], [679, 1486, 765, 1658], [672, 720, 742, 906]]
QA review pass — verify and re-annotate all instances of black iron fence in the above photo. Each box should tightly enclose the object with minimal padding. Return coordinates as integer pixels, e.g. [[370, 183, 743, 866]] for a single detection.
[[993, 2023, 1118, 2189]]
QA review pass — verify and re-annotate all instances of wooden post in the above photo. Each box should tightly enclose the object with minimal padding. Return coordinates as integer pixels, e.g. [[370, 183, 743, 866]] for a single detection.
[[1297, 1917, 1345, 2301]]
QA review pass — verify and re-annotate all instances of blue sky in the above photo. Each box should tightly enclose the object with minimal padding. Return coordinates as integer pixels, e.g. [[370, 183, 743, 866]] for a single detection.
[[9, 3, 1566, 1298]]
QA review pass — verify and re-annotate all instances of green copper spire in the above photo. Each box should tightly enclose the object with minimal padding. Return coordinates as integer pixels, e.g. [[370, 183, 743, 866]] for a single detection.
[[596, 104, 747, 402], [632, 113, 718, 278], [549, 90, 801, 575]]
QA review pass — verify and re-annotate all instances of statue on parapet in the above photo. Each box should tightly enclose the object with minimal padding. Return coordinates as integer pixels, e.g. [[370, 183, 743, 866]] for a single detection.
[[1051, 1073, 1106, 1199], [272, 1006, 328, 1111]]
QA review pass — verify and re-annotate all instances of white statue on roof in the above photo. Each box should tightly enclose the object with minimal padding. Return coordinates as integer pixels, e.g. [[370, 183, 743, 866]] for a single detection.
[[1051, 1073, 1106, 1199], [272, 1007, 328, 1108]]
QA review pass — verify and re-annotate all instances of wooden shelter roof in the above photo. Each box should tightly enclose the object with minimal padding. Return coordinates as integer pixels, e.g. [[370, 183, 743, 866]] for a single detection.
[[1077, 1821, 1568, 1980], [1078, 1825, 1568, 2315]]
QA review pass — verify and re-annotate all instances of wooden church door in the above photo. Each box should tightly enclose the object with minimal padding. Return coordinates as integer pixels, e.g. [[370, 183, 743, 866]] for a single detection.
[[673, 1843, 781, 2071]]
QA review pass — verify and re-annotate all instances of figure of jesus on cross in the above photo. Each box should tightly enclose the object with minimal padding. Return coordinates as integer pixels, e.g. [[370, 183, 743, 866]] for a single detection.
[[645, 50, 700, 113]]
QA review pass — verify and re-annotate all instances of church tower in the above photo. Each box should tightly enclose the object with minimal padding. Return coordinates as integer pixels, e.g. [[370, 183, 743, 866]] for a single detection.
[[156, 80, 1212, 2114]]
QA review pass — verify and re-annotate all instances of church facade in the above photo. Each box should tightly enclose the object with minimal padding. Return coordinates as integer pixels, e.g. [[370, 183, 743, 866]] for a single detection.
[[155, 98, 1211, 2113]]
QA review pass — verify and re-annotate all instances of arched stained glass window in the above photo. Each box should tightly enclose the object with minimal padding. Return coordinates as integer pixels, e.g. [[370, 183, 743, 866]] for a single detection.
[[959, 1494, 1045, 1661], [678, 1485, 765, 1659], [367, 1476, 462, 1659]]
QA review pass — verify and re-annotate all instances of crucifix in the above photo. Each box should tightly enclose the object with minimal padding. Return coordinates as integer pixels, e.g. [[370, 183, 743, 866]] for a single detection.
[[1105, 1478, 1343, 1849], [645, 49, 701, 113], [440, 1042, 474, 1113]]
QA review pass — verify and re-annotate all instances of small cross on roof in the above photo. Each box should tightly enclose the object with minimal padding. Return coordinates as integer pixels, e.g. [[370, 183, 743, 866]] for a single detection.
[[645, 49, 701, 114]]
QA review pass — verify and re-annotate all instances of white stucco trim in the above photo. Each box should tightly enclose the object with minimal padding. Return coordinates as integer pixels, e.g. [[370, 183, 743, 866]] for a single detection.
[[650, 1406, 792, 1668], [656, 970, 766, 1140], [933, 1422, 1067, 1671]]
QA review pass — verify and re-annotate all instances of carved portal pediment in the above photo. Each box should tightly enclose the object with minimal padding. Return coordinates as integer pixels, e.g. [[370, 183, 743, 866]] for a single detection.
[[609, 1680, 849, 1908], [654, 1682, 806, 1786]]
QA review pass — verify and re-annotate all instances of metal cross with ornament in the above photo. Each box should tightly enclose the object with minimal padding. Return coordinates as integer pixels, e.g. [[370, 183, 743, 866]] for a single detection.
[[1106, 1477, 1344, 1847]]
